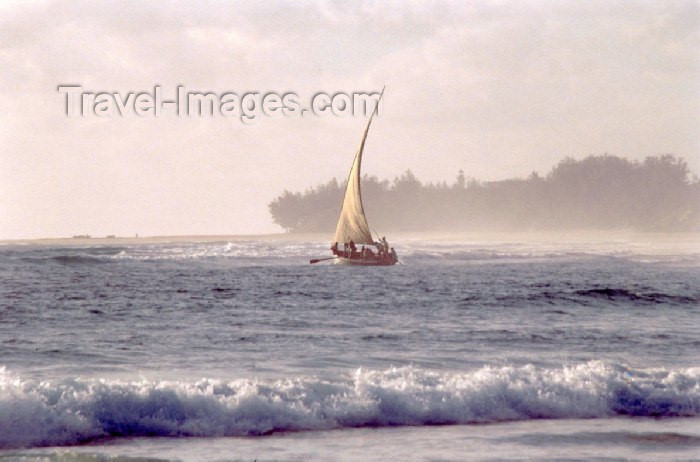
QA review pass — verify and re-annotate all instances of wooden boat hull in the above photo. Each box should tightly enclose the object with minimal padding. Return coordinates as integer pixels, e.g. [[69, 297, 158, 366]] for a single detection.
[[334, 256, 397, 266]]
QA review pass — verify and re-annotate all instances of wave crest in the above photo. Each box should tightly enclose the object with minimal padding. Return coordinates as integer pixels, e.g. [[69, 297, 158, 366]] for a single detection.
[[1, 361, 698, 449]]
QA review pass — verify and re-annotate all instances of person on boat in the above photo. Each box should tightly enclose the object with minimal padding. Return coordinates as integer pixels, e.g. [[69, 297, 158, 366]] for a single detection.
[[374, 240, 384, 256], [390, 247, 398, 263], [331, 242, 339, 256], [349, 240, 356, 252], [381, 236, 389, 253]]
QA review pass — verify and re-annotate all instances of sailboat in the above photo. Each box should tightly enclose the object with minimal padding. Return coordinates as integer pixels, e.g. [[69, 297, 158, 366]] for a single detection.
[[310, 88, 399, 266]]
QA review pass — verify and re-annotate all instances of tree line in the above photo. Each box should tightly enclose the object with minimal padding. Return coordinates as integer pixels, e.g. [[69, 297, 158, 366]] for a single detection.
[[269, 154, 700, 233]]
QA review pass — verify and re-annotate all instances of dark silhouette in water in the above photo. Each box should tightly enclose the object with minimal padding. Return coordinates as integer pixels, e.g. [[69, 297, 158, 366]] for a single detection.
[[269, 154, 699, 233]]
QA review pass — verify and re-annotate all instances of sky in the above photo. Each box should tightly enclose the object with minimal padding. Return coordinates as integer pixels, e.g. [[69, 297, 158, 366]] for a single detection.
[[0, 0, 698, 239]]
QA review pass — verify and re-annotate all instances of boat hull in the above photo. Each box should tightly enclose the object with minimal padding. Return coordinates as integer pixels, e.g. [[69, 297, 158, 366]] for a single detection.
[[334, 256, 397, 266]]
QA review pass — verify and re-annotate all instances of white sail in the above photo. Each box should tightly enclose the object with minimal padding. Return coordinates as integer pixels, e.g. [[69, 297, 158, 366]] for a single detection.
[[333, 89, 384, 245]]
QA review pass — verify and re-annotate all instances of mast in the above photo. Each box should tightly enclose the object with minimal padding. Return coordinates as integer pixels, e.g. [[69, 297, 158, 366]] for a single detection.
[[333, 88, 384, 245]]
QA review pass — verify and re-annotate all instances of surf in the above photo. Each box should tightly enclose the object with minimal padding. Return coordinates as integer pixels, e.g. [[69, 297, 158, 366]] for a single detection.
[[1, 361, 698, 449]]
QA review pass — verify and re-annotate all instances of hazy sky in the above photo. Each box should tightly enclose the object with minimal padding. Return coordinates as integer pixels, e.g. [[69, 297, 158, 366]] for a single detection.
[[1, 0, 698, 239]]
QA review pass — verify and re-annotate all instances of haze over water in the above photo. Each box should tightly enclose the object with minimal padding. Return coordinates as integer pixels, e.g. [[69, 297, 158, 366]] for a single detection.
[[1, 236, 698, 461]]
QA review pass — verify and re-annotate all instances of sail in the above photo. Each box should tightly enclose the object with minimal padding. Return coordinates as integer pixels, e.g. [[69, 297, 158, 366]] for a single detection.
[[333, 89, 384, 245]]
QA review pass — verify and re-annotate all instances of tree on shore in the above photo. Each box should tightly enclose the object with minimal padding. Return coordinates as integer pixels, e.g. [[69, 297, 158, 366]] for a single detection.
[[269, 154, 700, 233]]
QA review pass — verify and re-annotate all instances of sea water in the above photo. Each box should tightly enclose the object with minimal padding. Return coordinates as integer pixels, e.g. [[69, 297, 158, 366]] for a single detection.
[[0, 237, 698, 461]]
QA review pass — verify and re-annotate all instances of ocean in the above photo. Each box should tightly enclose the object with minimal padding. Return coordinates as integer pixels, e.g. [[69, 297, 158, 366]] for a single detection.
[[0, 237, 699, 461]]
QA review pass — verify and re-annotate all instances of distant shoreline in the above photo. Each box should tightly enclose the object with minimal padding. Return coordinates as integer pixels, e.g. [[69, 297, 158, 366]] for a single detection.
[[0, 233, 304, 246], [2, 230, 699, 247]]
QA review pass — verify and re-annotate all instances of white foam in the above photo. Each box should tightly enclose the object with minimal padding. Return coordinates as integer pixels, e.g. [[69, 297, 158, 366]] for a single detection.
[[1, 361, 698, 449], [108, 241, 327, 261]]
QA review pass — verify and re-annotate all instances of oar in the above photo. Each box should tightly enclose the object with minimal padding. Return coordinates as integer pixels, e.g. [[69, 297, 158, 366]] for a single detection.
[[309, 256, 338, 264]]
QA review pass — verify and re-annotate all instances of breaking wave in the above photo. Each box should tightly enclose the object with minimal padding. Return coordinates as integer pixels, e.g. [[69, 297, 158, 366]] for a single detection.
[[1, 361, 698, 449], [49, 255, 112, 265], [574, 288, 698, 305]]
